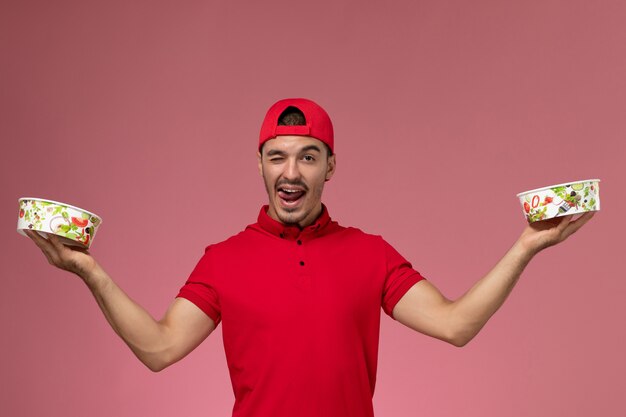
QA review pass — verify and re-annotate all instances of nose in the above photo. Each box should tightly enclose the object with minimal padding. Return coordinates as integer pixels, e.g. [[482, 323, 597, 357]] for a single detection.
[[283, 157, 301, 180]]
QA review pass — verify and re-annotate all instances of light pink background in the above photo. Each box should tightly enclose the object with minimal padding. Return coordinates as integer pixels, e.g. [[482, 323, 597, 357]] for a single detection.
[[2, 1, 625, 416]]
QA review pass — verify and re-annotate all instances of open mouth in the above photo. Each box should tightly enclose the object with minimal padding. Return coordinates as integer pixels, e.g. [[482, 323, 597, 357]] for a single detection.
[[277, 187, 306, 207]]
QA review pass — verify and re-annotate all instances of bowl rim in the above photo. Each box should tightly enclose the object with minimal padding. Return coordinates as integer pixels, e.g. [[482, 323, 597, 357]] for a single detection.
[[516, 179, 601, 198], [18, 197, 102, 221]]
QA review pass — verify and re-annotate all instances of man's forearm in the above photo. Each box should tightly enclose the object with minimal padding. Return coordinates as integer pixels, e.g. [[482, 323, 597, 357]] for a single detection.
[[25, 230, 204, 371], [449, 240, 535, 346], [80, 265, 172, 370]]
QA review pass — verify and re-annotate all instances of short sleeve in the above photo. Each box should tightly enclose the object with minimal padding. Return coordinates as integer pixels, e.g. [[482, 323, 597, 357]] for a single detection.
[[380, 239, 425, 318], [176, 247, 222, 325]]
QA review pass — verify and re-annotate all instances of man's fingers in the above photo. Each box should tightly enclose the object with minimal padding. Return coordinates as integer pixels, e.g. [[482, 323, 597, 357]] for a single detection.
[[47, 233, 67, 252], [25, 229, 46, 246], [562, 211, 595, 240], [555, 215, 571, 233], [25, 230, 54, 252], [47, 234, 91, 255], [25, 230, 59, 264]]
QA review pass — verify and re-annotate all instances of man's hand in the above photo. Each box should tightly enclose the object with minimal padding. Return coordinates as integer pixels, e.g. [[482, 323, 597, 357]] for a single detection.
[[517, 211, 595, 256], [25, 230, 98, 279]]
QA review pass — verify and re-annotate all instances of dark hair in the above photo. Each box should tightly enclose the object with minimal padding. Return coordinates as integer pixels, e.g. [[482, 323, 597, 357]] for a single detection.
[[278, 106, 306, 126], [276, 106, 333, 156]]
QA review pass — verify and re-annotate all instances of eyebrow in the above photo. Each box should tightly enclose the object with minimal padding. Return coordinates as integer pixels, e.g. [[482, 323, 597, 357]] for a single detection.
[[266, 145, 322, 157], [300, 145, 322, 154], [266, 149, 287, 157]]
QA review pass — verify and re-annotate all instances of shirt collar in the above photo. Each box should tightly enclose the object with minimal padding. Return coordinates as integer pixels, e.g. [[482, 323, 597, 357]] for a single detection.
[[256, 204, 332, 240]]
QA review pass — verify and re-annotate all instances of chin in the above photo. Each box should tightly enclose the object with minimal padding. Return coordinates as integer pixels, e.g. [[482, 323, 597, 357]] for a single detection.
[[277, 211, 304, 225]]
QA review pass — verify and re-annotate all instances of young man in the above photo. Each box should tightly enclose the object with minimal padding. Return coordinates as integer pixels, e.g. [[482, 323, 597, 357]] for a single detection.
[[26, 98, 594, 417]]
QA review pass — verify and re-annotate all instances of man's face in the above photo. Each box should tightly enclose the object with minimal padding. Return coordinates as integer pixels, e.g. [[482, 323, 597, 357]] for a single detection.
[[258, 135, 336, 228]]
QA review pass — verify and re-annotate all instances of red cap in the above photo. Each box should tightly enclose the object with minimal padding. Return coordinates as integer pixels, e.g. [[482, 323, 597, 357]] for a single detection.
[[259, 98, 334, 153]]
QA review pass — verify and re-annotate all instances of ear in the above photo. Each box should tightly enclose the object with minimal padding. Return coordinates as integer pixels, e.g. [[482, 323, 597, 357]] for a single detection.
[[257, 151, 263, 177], [325, 154, 336, 182]]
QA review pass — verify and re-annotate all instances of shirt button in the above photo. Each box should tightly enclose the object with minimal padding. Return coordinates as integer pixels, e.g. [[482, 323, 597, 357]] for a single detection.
[[297, 240, 302, 245], [299, 261, 305, 266], [279, 233, 284, 238]]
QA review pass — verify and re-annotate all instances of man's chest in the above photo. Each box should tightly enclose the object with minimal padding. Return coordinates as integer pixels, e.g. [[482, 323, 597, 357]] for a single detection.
[[215, 238, 386, 329]]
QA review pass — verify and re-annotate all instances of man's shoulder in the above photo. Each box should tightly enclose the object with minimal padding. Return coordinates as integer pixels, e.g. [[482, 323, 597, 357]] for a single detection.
[[332, 223, 387, 245], [198, 224, 257, 254]]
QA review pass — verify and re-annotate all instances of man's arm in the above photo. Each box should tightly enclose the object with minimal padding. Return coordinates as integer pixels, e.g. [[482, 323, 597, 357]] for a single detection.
[[26, 230, 215, 371], [392, 212, 595, 347]]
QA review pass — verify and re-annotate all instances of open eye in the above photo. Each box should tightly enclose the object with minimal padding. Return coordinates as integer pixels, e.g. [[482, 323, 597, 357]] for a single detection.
[[302, 155, 315, 162]]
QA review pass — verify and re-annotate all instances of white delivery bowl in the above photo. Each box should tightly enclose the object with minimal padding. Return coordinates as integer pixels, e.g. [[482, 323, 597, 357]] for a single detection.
[[17, 198, 102, 248], [516, 179, 600, 223]]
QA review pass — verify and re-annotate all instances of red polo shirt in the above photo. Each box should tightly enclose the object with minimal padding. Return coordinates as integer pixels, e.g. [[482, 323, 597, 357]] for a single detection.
[[177, 205, 425, 417]]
